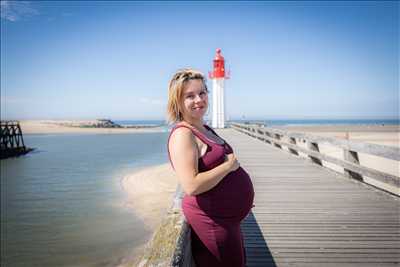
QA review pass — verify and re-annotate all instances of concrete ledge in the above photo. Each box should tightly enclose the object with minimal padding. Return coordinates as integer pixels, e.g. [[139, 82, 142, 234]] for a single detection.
[[137, 185, 195, 267]]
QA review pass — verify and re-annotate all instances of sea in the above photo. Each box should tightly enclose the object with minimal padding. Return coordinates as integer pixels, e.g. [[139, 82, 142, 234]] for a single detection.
[[1, 118, 398, 267], [1, 131, 169, 267]]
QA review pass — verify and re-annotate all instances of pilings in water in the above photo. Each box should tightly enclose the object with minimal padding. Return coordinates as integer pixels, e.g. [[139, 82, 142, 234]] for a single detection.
[[0, 121, 32, 159]]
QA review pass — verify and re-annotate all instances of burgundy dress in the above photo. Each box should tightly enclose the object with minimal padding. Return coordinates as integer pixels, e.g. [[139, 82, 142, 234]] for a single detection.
[[168, 124, 255, 267]]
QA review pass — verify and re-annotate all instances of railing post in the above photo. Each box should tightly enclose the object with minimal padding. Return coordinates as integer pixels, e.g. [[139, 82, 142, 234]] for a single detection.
[[265, 131, 273, 144], [343, 149, 363, 181], [307, 142, 322, 166], [263, 131, 271, 144], [288, 137, 299, 155], [273, 134, 282, 149], [257, 129, 265, 142]]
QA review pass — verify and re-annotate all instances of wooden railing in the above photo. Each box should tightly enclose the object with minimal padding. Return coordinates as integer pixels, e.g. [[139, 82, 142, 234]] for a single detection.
[[231, 122, 400, 193]]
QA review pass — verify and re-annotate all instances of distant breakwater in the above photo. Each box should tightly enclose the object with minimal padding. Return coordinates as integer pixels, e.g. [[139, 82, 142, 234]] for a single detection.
[[49, 119, 162, 129]]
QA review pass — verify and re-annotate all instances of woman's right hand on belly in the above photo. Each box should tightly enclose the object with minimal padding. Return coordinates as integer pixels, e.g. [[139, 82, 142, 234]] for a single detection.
[[225, 153, 240, 172]]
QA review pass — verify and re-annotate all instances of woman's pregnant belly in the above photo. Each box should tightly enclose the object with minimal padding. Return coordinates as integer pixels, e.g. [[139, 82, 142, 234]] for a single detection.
[[182, 167, 254, 222], [210, 167, 254, 219]]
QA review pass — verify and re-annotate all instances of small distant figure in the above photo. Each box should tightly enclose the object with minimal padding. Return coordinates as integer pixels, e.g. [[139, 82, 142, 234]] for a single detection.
[[166, 68, 255, 266]]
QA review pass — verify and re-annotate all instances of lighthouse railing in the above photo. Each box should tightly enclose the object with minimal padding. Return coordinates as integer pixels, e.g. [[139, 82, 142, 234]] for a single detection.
[[231, 122, 400, 195]]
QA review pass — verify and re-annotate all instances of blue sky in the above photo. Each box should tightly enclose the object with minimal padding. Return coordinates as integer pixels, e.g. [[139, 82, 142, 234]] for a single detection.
[[1, 1, 398, 120]]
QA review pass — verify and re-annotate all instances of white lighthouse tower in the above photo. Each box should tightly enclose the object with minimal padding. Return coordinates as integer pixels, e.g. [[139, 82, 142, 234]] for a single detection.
[[209, 48, 229, 128]]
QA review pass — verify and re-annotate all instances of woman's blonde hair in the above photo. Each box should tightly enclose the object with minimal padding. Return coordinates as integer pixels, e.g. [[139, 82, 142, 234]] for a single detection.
[[166, 68, 208, 123]]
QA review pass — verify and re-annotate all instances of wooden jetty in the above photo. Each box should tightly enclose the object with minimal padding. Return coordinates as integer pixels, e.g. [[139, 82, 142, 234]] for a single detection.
[[142, 123, 400, 267], [220, 123, 400, 267], [0, 120, 32, 159]]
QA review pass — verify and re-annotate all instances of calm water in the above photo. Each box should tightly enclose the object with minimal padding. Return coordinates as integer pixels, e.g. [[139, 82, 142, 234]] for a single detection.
[[1, 132, 169, 267]]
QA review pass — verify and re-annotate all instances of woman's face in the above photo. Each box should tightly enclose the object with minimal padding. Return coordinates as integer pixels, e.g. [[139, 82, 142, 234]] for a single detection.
[[181, 79, 208, 121]]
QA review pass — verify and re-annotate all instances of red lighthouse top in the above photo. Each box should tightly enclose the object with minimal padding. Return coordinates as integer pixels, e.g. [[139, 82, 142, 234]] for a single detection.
[[209, 48, 229, 79]]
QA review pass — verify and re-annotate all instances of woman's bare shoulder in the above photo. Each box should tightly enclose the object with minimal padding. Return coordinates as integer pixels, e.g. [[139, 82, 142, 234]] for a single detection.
[[169, 126, 195, 146]]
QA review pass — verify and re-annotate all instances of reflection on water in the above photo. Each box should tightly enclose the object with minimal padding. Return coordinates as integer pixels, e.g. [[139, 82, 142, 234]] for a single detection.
[[1, 132, 168, 267]]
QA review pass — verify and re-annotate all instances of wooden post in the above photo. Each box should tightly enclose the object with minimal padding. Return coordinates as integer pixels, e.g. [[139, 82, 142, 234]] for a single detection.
[[274, 134, 282, 149], [17, 124, 26, 150], [307, 142, 323, 165], [288, 137, 299, 155], [343, 149, 363, 181], [256, 129, 263, 141], [263, 131, 272, 144]]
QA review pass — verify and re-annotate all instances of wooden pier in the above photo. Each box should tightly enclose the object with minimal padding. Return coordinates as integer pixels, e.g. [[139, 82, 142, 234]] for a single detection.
[[220, 124, 399, 267], [0, 120, 31, 159], [144, 123, 400, 267]]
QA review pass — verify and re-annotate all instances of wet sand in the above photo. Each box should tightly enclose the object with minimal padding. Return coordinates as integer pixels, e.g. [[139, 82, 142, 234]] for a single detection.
[[121, 164, 177, 230], [119, 163, 178, 266]]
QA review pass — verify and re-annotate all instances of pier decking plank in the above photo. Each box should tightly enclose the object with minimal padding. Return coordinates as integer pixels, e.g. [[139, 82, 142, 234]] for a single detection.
[[217, 128, 400, 267]]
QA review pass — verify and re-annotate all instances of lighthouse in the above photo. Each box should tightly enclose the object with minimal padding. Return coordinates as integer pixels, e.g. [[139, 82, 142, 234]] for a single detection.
[[209, 48, 229, 128]]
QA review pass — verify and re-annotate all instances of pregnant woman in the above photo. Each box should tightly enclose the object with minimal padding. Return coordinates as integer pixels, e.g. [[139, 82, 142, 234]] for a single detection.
[[167, 68, 255, 266]]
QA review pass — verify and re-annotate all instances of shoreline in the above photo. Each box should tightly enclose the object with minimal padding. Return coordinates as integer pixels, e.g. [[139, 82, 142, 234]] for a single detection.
[[19, 120, 167, 134], [119, 163, 178, 266], [120, 163, 177, 230]]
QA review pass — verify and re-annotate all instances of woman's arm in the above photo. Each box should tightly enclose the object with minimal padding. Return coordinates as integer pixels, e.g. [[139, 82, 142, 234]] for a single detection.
[[169, 127, 239, 196]]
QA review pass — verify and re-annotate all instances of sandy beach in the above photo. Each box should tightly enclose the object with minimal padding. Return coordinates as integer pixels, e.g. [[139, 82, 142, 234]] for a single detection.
[[19, 120, 167, 134], [119, 163, 178, 267], [121, 163, 178, 230]]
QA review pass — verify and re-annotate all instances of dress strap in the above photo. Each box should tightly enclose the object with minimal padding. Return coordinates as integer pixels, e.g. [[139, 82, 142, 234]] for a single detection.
[[204, 125, 227, 144], [167, 124, 213, 170], [204, 125, 233, 153]]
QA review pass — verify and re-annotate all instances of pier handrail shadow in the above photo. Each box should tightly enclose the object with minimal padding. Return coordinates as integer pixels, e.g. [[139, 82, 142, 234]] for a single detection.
[[241, 211, 277, 267]]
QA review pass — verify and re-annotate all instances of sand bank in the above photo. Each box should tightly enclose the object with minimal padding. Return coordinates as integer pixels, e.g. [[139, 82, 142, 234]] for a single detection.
[[119, 163, 178, 266], [121, 163, 178, 229], [19, 120, 166, 134]]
